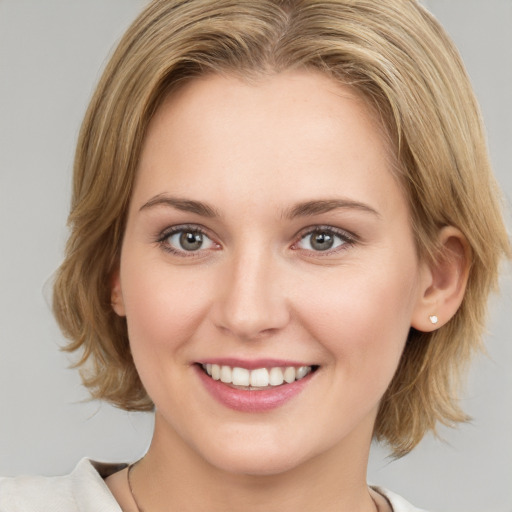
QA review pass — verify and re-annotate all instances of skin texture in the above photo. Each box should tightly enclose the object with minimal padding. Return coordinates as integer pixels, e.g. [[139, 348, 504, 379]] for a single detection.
[[108, 70, 469, 512]]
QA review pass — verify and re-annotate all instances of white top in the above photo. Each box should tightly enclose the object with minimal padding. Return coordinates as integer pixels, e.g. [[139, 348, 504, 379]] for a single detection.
[[0, 458, 427, 512]]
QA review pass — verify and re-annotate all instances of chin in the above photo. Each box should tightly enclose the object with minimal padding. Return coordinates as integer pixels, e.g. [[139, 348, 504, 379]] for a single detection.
[[195, 435, 312, 477]]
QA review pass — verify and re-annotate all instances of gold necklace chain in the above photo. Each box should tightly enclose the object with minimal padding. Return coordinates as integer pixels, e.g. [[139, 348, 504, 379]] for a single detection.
[[126, 461, 381, 512], [127, 462, 145, 512]]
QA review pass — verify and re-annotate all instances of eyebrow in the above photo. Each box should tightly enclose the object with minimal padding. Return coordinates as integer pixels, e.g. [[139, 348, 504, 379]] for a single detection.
[[139, 194, 379, 219], [139, 194, 220, 217], [283, 199, 380, 219]]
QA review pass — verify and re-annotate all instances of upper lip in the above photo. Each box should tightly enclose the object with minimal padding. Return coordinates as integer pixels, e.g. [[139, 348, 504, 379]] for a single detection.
[[194, 358, 316, 370]]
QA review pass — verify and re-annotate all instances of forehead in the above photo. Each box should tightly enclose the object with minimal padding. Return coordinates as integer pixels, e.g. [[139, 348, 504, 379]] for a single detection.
[[133, 70, 403, 217]]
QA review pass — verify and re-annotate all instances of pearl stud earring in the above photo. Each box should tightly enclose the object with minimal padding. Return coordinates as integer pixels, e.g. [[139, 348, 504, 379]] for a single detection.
[[429, 315, 438, 325]]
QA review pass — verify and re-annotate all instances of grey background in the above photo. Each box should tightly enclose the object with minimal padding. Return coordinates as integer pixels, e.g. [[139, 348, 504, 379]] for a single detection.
[[0, 1, 510, 511]]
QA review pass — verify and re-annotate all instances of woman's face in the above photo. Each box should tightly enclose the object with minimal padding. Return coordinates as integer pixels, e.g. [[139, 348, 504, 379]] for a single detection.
[[113, 71, 429, 475]]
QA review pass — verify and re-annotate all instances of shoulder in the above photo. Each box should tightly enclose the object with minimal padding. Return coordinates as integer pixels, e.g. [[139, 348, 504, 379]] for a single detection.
[[372, 486, 429, 512], [0, 459, 126, 512]]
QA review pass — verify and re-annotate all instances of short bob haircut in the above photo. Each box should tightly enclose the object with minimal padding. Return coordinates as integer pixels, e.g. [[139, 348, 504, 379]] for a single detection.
[[53, 0, 510, 457]]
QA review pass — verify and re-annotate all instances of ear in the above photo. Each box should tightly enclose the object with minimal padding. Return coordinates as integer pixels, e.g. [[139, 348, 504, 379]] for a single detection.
[[411, 226, 471, 332], [110, 266, 126, 317]]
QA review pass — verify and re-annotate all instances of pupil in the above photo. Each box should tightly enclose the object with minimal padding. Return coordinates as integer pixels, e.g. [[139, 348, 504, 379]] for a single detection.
[[311, 232, 333, 251], [180, 231, 203, 251]]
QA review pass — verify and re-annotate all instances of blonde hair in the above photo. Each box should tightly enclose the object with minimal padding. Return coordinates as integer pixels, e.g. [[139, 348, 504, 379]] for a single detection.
[[53, 0, 510, 456]]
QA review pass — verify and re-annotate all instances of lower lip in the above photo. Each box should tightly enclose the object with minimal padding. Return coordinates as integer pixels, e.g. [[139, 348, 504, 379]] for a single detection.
[[194, 365, 314, 413]]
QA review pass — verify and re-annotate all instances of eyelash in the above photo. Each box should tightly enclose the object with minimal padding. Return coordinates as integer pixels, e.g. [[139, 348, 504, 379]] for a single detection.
[[156, 224, 357, 257], [292, 225, 356, 255], [156, 224, 217, 258]]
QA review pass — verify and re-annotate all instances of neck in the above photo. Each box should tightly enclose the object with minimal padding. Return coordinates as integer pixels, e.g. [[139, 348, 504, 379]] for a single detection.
[[131, 412, 377, 512]]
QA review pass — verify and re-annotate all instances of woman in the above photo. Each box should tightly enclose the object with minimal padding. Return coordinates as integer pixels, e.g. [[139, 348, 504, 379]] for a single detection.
[[0, 0, 509, 511]]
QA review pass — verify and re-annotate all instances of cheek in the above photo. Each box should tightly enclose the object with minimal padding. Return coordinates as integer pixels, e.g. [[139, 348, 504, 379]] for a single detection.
[[296, 259, 418, 383], [120, 259, 212, 362]]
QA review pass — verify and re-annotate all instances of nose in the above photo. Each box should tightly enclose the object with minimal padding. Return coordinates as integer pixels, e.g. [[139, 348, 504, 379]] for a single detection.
[[213, 248, 291, 340]]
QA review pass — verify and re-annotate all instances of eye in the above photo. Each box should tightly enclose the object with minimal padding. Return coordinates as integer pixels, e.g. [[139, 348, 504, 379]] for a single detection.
[[296, 228, 352, 252], [159, 226, 216, 254]]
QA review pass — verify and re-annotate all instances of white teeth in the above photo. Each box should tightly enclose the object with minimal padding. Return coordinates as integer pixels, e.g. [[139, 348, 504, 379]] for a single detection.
[[269, 367, 284, 386], [232, 367, 250, 386], [296, 366, 309, 379], [283, 366, 296, 384], [211, 364, 221, 380], [202, 364, 314, 388], [250, 368, 269, 387], [220, 365, 232, 383]]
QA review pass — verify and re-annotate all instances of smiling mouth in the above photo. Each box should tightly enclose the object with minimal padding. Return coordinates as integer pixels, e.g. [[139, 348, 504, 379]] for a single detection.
[[199, 363, 319, 390]]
